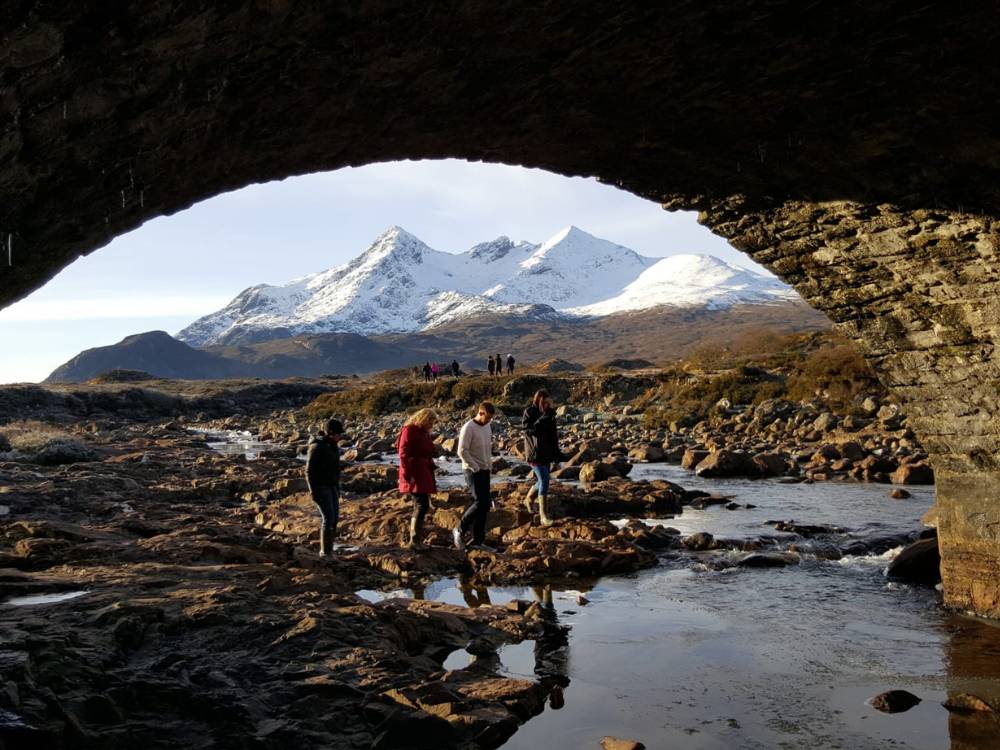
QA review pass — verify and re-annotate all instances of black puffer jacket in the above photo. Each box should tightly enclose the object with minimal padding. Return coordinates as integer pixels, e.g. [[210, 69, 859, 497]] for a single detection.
[[522, 405, 563, 465], [306, 436, 341, 490]]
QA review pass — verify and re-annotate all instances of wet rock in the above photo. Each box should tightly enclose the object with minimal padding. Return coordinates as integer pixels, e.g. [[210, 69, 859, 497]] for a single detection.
[[887, 538, 941, 585], [600, 738, 646, 750], [694, 450, 753, 478], [680, 448, 709, 470], [889, 488, 911, 499], [750, 451, 789, 477], [871, 689, 922, 713], [683, 532, 715, 551], [890, 461, 934, 485], [943, 693, 996, 714], [737, 552, 800, 568]]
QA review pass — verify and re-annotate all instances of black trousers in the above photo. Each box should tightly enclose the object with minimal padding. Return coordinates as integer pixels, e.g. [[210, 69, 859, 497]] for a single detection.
[[460, 469, 491, 544], [408, 492, 430, 524]]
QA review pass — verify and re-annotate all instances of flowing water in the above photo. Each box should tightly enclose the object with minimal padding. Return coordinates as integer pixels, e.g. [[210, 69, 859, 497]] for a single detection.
[[192, 428, 275, 460], [360, 465, 1000, 749]]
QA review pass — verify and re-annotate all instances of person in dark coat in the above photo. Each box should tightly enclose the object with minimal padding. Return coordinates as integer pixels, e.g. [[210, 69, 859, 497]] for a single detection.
[[522, 389, 563, 526], [451, 360, 461, 377], [506, 354, 515, 375], [422, 362, 432, 381], [495, 353, 503, 378], [487, 355, 495, 376], [305, 417, 345, 556], [397, 408, 439, 549]]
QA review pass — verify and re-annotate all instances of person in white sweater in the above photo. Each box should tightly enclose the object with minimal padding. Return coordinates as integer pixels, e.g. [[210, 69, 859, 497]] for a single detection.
[[454, 401, 496, 551]]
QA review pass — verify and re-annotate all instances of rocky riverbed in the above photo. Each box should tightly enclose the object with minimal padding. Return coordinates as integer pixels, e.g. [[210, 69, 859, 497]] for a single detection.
[[1, 376, 997, 749]]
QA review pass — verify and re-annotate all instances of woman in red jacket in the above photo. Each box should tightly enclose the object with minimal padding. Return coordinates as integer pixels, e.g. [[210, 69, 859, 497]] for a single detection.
[[397, 408, 439, 549]]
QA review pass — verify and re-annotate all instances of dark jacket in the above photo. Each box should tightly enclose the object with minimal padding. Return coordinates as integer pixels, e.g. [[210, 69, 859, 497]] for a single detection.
[[522, 404, 562, 465], [306, 436, 341, 491], [397, 424, 438, 494]]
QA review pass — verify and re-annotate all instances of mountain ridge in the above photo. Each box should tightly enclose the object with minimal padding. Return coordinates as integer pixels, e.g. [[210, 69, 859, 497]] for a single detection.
[[177, 225, 796, 347], [47, 300, 829, 382]]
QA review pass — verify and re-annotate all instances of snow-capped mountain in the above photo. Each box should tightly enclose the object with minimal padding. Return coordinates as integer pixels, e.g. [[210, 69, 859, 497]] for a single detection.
[[567, 254, 795, 316], [177, 225, 798, 347]]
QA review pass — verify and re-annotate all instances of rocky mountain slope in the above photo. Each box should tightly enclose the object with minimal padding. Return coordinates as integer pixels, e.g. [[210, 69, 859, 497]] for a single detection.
[[177, 225, 798, 347], [47, 302, 828, 382]]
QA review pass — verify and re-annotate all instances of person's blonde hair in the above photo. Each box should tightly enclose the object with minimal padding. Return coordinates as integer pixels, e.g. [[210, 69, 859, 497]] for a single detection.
[[405, 408, 438, 430]]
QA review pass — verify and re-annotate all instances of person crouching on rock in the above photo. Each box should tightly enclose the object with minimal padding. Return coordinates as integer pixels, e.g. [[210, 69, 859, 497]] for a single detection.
[[454, 401, 496, 551], [523, 389, 563, 526], [397, 408, 439, 550], [306, 418, 345, 557]]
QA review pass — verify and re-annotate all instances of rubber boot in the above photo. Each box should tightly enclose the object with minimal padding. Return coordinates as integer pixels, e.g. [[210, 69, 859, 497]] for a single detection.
[[538, 495, 554, 527], [523, 485, 538, 512], [320, 525, 335, 557], [408, 517, 424, 550]]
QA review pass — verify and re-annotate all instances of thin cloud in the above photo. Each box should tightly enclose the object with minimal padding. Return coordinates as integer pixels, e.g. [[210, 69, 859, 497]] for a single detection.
[[0, 294, 230, 322]]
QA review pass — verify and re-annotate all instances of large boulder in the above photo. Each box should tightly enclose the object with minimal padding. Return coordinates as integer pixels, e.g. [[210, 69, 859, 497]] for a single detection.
[[811, 412, 838, 433], [579, 461, 618, 484], [890, 461, 934, 485], [887, 538, 941, 585], [681, 448, 709, 470], [628, 444, 664, 462], [750, 452, 789, 477], [694, 450, 754, 478]]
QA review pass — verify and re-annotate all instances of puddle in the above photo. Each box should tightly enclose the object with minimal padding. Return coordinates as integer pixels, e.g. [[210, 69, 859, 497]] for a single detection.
[[442, 640, 538, 678], [6, 590, 88, 607]]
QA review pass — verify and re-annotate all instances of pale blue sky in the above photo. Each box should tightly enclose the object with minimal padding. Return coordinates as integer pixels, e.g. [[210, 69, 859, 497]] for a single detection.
[[0, 159, 758, 383]]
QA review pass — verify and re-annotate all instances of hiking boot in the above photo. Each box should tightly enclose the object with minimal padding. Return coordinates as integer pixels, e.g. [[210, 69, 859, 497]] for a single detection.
[[538, 495, 554, 527], [408, 517, 424, 550], [523, 485, 538, 512], [452, 527, 466, 550], [320, 526, 336, 556]]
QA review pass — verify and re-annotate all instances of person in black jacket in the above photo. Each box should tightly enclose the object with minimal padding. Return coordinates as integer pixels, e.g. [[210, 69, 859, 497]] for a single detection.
[[305, 417, 345, 557], [522, 389, 563, 526]]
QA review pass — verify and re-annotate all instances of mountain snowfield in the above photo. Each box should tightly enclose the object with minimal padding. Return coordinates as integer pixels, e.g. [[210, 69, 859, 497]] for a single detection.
[[177, 225, 798, 347]]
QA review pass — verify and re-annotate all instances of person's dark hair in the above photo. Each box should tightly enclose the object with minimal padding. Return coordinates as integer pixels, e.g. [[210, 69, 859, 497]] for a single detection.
[[325, 418, 344, 436], [478, 401, 496, 416], [532, 389, 550, 410]]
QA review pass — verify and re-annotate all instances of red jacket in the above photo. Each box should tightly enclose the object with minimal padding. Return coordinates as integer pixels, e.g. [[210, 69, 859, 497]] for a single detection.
[[397, 424, 437, 494]]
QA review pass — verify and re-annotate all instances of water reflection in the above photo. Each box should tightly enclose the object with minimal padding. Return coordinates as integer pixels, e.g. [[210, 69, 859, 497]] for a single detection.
[[943, 614, 1000, 748]]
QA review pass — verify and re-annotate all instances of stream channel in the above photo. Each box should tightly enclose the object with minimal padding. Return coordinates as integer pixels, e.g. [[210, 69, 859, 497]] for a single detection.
[[203, 432, 1000, 748]]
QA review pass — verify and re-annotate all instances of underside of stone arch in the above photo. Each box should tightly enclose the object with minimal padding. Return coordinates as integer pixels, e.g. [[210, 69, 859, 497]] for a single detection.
[[2, 3, 999, 614]]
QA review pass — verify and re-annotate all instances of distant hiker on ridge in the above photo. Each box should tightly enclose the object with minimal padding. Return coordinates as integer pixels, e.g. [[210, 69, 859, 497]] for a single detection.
[[451, 360, 461, 377], [431, 362, 439, 381], [495, 353, 503, 378], [397, 408, 439, 550], [454, 401, 497, 551], [422, 362, 432, 381], [506, 354, 515, 375], [487, 355, 496, 377], [522, 389, 563, 526], [305, 418, 345, 556]]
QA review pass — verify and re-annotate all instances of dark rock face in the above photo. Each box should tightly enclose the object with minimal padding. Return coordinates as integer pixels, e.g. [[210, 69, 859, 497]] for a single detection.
[[1, 3, 999, 616], [887, 538, 942, 586]]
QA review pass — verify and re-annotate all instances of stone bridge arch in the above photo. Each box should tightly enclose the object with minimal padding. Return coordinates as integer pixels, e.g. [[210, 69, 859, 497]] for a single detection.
[[2, 3, 999, 615]]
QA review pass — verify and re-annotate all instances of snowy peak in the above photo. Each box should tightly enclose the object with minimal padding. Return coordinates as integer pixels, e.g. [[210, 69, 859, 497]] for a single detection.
[[176, 225, 799, 347], [568, 254, 796, 316]]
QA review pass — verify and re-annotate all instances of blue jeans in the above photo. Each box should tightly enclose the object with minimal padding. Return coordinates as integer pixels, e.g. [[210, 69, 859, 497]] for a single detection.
[[460, 469, 491, 545], [531, 463, 551, 496]]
